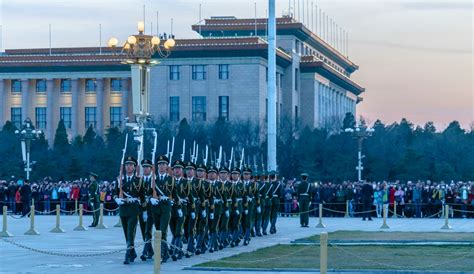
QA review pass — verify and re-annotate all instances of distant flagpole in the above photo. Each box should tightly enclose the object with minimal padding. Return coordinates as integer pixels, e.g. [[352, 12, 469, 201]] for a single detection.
[[99, 24, 102, 54], [199, 3, 202, 36], [311, 1, 314, 32], [143, 4, 146, 32], [49, 24, 52, 55], [156, 11, 159, 35]]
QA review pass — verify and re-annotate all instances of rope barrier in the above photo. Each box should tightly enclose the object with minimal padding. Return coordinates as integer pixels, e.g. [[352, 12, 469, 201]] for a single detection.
[[82, 208, 101, 213], [7, 213, 26, 219], [452, 208, 474, 213], [103, 208, 120, 212]]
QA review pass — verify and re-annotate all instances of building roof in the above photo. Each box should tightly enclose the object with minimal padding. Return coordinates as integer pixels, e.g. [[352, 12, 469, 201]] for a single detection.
[[191, 16, 358, 73]]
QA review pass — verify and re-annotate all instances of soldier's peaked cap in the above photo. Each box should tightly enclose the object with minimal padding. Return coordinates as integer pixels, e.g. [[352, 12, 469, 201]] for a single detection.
[[141, 159, 153, 167], [196, 163, 207, 172], [157, 155, 170, 164], [125, 156, 137, 166], [172, 160, 185, 168]]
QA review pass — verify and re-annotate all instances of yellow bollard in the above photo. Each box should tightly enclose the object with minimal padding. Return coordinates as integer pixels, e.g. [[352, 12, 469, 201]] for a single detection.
[[344, 200, 349, 218], [24, 205, 40, 235], [74, 199, 78, 215], [95, 203, 108, 229], [380, 204, 390, 229], [320, 232, 328, 274], [0, 206, 13, 237], [441, 205, 452, 230], [316, 203, 326, 228], [73, 204, 87, 231], [154, 230, 162, 274], [393, 201, 398, 218], [50, 204, 65, 233]]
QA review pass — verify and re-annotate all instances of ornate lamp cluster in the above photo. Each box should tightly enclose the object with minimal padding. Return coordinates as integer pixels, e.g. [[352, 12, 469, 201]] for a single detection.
[[107, 21, 176, 64]]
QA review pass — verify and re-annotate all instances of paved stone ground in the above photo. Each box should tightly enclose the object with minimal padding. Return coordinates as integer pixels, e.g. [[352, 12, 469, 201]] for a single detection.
[[0, 214, 473, 274]]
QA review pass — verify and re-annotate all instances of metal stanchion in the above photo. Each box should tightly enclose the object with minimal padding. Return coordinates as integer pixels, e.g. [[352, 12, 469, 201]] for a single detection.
[[73, 204, 87, 231], [380, 204, 389, 229], [316, 203, 326, 228], [24, 205, 40, 235], [154, 230, 162, 274], [393, 201, 398, 218], [441, 205, 452, 230], [344, 200, 349, 218], [95, 203, 107, 229], [320, 232, 328, 274], [50, 204, 65, 233], [0, 206, 13, 237]]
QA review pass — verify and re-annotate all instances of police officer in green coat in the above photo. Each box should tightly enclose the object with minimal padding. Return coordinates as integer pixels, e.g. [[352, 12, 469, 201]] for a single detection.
[[297, 173, 312, 227], [114, 156, 145, 265], [88, 172, 100, 227]]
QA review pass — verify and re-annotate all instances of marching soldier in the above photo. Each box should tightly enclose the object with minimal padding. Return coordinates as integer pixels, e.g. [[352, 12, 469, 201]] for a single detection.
[[88, 172, 100, 228], [184, 161, 199, 257], [138, 159, 154, 261], [253, 172, 264, 237], [241, 166, 255, 245], [297, 173, 312, 227], [269, 171, 283, 234], [114, 156, 145, 264], [261, 171, 273, 235], [229, 167, 244, 247], [195, 163, 210, 255], [149, 155, 175, 263], [208, 165, 222, 253], [218, 166, 231, 249], [170, 160, 188, 261]]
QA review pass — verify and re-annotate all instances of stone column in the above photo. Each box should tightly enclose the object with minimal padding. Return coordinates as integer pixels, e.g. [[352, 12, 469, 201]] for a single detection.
[[71, 79, 79, 137], [0, 79, 4, 126], [103, 78, 111, 131], [21, 79, 30, 122], [121, 78, 129, 127], [46, 79, 55, 145], [95, 78, 104, 135]]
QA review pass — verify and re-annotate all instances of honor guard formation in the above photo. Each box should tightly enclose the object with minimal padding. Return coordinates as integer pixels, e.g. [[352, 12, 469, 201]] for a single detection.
[[113, 137, 284, 265]]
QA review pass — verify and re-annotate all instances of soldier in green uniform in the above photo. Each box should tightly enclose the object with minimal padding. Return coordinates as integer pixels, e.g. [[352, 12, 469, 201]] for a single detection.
[[208, 165, 222, 253], [218, 166, 231, 249], [184, 161, 198, 257], [88, 172, 100, 228], [138, 159, 153, 261], [297, 173, 312, 227], [229, 167, 244, 247], [241, 166, 254, 245], [149, 155, 175, 263], [261, 172, 273, 235], [253, 172, 264, 237], [269, 171, 283, 234], [114, 156, 145, 264], [169, 160, 188, 261], [195, 163, 210, 255]]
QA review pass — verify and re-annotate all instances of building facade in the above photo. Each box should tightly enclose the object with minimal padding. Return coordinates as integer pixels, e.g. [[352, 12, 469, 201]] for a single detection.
[[0, 16, 364, 144]]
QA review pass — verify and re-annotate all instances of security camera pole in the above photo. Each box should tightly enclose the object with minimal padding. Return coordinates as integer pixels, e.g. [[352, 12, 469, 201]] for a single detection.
[[108, 22, 175, 165], [15, 118, 42, 180], [344, 123, 374, 182]]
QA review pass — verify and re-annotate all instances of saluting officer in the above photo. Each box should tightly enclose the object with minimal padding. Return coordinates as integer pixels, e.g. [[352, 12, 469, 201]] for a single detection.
[[114, 156, 145, 265], [297, 173, 312, 227]]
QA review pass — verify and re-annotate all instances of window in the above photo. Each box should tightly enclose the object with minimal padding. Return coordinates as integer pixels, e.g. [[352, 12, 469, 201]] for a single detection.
[[219, 96, 229, 120], [169, 96, 180, 122], [110, 107, 122, 127], [192, 96, 206, 121], [192, 65, 206, 80], [60, 107, 72, 129], [11, 108, 22, 128], [169, 65, 180, 80], [85, 107, 97, 129], [276, 73, 280, 87], [11, 80, 22, 93], [85, 79, 96, 92], [60, 79, 71, 92], [218, 64, 229, 80], [36, 80, 46, 93], [294, 106, 299, 128], [110, 78, 122, 92], [280, 74, 283, 88], [265, 67, 268, 82], [294, 68, 299, 91], [35, 107, 46, 128]]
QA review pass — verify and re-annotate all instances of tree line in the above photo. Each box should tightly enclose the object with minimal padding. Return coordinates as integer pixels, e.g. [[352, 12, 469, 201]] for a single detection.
[[0, 113, 473, 182]]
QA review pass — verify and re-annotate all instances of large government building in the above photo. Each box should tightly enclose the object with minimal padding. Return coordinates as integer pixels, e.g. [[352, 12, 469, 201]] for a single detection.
[[0, 16, 365, 144]]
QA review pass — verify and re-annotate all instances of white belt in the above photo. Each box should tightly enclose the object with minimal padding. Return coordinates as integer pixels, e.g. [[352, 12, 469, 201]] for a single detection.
[[236, 198, 243, 202], [227, 199, 233, 202], [300, 193, 309, 196], [273, 195, 278, 197]]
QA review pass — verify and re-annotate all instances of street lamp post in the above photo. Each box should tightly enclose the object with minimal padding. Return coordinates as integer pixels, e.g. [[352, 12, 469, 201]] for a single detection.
[[344, 125, 374, 182], [108, 22, 175, 165], [15, 118, 41, 180]]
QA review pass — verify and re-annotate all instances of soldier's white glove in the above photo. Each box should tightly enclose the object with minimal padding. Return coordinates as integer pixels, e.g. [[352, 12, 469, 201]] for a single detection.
[[160, 196, 169, 201], [225, 210, 230, 217], [191, 212, 196, 220], [115, 198, 124, 205], [235, 210, 240, 216], [257, 206, 261, 213], [201, 210, 207, 218], [143, 212, 148, 222], [244, 209, 249, 215], [178, 209, 183, 218], [150, 198, 159, 205], [210, 213, 214, 220]]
